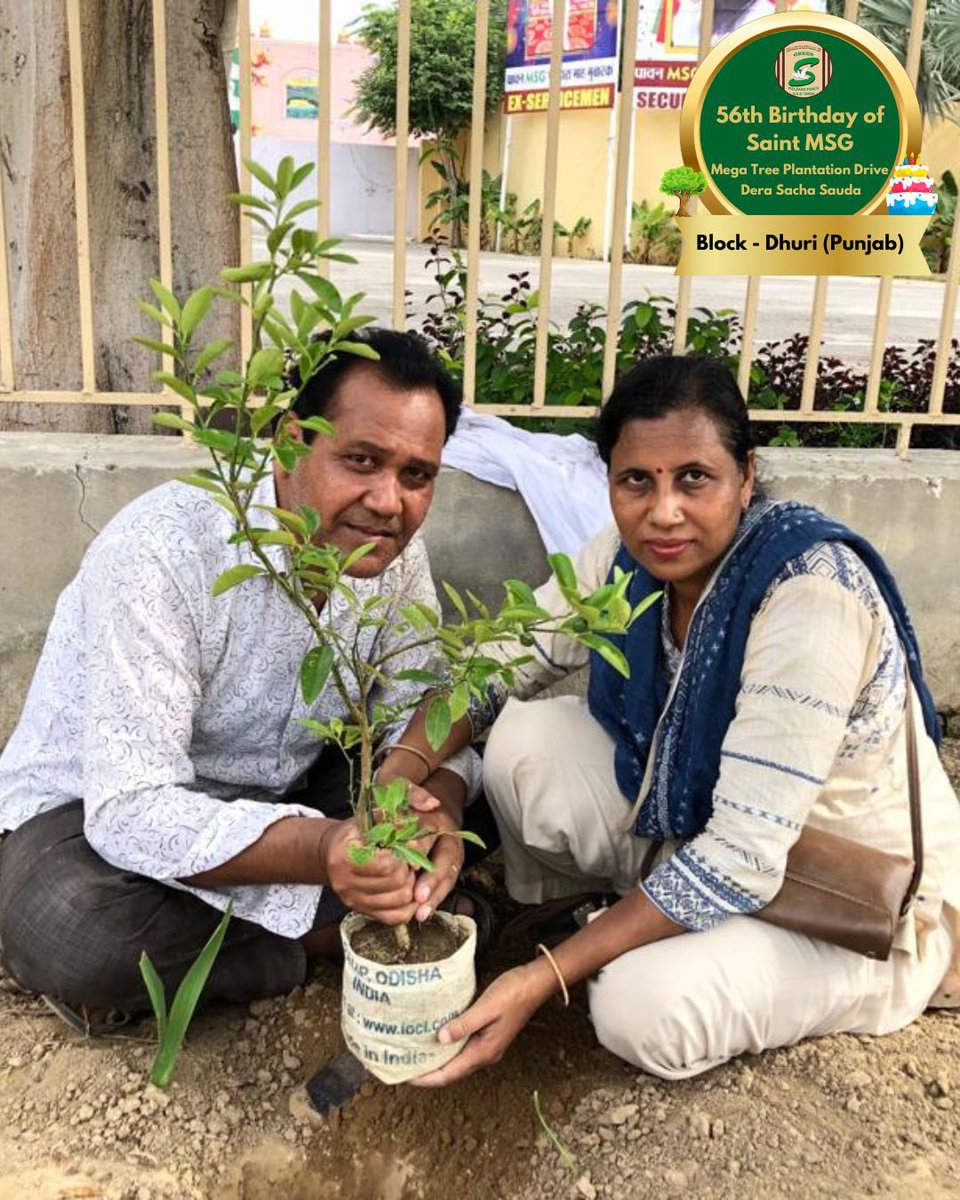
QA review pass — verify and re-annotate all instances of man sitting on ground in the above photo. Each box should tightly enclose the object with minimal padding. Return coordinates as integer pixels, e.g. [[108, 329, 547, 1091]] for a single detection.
[[0, 328, 478, 1026]]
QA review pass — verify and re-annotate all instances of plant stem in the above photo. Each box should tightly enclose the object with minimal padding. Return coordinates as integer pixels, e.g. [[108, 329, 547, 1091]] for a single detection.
[[394, 922, 412, 957]]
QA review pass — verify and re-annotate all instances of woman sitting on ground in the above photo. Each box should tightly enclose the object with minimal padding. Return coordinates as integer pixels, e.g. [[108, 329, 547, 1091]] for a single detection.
[[387, 354, 960, 1085]]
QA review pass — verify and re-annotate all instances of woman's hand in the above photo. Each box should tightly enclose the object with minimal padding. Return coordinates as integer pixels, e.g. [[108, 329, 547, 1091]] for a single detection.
[[410, 961, 556, 1087]]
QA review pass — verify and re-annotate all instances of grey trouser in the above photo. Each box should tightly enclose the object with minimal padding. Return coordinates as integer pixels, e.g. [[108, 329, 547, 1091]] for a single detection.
[[0, 747, 355, 1011]]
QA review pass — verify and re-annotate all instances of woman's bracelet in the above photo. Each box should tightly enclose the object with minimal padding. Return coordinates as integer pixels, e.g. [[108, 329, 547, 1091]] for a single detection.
[[535, 943, 570, 1008], [379, 741, 434, 775]]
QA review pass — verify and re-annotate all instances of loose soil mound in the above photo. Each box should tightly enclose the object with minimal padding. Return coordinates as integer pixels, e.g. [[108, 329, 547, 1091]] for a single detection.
[[2, 741, 959, 1200]]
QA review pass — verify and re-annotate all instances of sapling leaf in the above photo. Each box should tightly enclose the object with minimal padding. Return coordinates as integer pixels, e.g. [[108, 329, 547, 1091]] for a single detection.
[[503, 578, 537, 606], [457, 830, 486, 848], [394, 844, 434, 872], [212, 564, 262, 595], [249, 530, 297, 548], [248, 348, 285, 387], [249, 402, 282, 437], [399, 605, 429, 633], [348, 844, 377, 866], [267, 221, 294, 256], [226, 191, 272, 210], [222, 263, 271, 284], [425, 696, 452, 750], [465, 589, 490, 618], [285, 198, 322, 222], [180, 286, 215, 339], [300, 644, 335, 705], [548, 553, 577, 592], [244, 158, 276, 191], [139, 300, 171, 327], [336, 341, 380, 360], [448, 682, 470, 723], [577, 633, 630, 678], [296, 273, 343, 310], [275, 155, 295, 200], [393, 668, 446, 685], [442, 581, 468, 620], [143, 902, 233, 1089], [341, 542, 376, 572], [134, 336, 178, 357], [152, 372, 196, 402], [152, 412, 195, 433], [150, 279, 181, 320], [178, 472, 223, 495], [255, 507, 308, 539], [631, 590, 663, 621], [296, 416, 336, 437], [376, 779, 409, 817], [289, 161, 316, 190], [192, 338, 233, 376], [366, 822, 398, 846], [395, 817, 421, 842]]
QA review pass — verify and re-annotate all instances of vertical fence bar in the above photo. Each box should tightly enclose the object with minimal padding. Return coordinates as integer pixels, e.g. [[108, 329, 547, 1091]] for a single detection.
[[463, 1, 490, 408], [601, 0, 642, 400], [863, 0, 927, 428], [66, 0, 96, 392], [737, 277, 761, 397], [672, 0, 714, 352], [801, 1, 860, 412], [929, 202, 960, 417], [532, 0, 567, 408], [0, 143, 14, 391], [800, 278, 828, 411], [151, 0, 180, 414], [392, 0, 411, 330], [316, 0, 332, 274], [238, 0, 253, 364], [736, 0, 789, 395]]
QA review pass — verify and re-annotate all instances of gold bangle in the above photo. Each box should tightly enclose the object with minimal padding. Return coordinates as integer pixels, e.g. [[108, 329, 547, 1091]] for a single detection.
[[382, 742, 434, 774], [535, 943, 570, 1008]]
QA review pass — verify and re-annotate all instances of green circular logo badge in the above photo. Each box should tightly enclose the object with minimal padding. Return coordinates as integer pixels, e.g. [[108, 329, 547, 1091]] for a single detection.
[[680, 13, 922, 217]]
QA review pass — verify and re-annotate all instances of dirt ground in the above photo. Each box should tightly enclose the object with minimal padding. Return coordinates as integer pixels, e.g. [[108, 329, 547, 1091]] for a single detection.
[[2, 743, 960, 1200]]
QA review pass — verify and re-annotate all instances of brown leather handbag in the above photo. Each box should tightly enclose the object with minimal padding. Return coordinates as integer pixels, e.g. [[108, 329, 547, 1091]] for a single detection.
[[754, 683, 923, 961]]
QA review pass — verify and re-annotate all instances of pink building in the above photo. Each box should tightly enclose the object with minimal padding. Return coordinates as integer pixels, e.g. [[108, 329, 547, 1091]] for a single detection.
[[246, 35, 419, 236]]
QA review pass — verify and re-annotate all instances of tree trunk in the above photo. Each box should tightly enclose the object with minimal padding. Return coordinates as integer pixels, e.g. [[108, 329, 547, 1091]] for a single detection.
[[0, 0, 240, 433]]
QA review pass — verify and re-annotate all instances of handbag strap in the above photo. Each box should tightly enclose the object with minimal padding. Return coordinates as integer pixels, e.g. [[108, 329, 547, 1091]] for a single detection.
[[640, 650, 926, 909], [901, 670, 925, 916]]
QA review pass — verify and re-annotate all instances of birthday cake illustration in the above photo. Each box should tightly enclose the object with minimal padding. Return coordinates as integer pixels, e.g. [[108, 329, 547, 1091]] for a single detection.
[[885, 155, 938, 216]]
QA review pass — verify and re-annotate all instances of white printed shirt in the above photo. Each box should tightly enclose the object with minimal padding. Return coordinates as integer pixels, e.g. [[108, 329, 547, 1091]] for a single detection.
[[0, 474, 479, 937]]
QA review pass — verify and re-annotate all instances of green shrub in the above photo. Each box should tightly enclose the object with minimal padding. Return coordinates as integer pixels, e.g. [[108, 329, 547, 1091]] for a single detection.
[[411, 243, 960, 448]]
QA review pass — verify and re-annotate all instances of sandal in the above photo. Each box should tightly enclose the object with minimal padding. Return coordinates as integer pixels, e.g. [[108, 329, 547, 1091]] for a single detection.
[[439, 885, 498, 963], [41, 994, 133, 1037], [502, 892, 616, 951]]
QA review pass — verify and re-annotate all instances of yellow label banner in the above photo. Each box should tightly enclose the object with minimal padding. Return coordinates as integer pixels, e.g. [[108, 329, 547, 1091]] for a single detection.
[[675, 214, 930, 276]]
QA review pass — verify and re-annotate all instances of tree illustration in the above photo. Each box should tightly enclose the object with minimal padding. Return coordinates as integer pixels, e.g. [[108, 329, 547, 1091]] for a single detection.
[[660, 166, 707, 218]]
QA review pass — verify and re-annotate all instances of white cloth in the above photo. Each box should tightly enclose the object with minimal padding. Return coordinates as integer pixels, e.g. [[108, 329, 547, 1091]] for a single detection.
[[0, 475, 480, 938], [484, 695, 955, 1079], [441, 410, 611, 555]]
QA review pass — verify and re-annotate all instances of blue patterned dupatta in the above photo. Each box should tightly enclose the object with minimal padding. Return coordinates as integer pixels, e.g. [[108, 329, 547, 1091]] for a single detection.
[[586, 499, 941, 842]]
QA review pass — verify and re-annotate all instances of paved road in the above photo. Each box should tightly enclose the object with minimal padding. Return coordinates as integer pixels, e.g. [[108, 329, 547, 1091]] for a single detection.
[[265, 236, 957, 364]]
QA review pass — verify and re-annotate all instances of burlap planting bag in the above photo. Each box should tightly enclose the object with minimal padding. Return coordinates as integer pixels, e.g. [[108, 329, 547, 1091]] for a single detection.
[[340, 911, 477, 1084]]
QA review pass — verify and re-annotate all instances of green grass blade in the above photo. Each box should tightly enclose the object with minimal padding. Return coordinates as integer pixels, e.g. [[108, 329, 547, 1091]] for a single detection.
[[532, 1089, 578, 1174], [138, 951, 168, 1045], [149, 902, 233, 1089]]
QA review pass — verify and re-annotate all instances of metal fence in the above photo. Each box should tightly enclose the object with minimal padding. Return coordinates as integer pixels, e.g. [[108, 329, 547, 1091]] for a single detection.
[[0, 0, 957, 452]]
